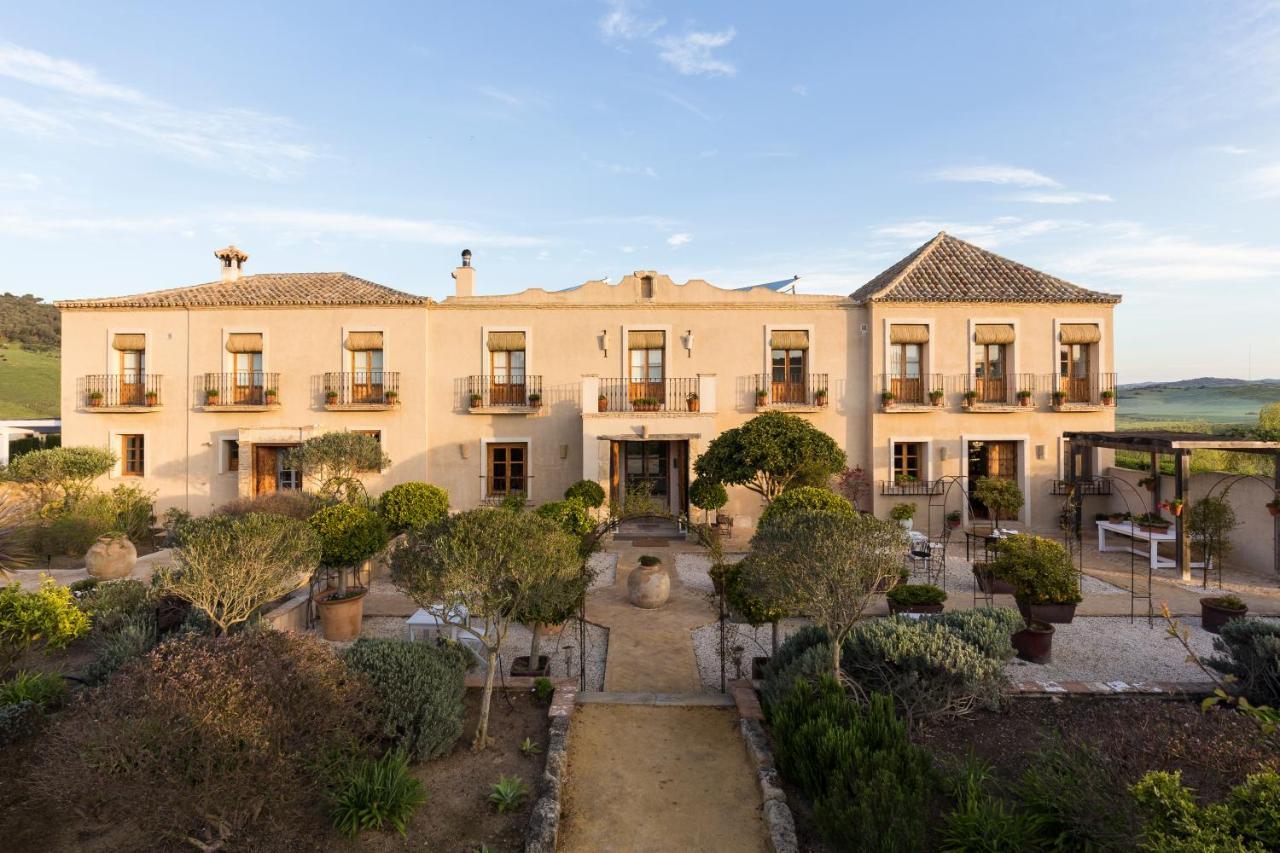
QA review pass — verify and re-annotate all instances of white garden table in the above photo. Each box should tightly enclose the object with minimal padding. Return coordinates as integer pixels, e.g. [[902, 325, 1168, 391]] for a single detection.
[[405, 604, 469, 642], [1096, 520, 1175, 570]]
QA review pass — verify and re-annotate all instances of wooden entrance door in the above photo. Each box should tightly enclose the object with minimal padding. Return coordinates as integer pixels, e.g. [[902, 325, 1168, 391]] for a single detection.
[[253, 445, 301, 495], [967, 440, 1018, 520]]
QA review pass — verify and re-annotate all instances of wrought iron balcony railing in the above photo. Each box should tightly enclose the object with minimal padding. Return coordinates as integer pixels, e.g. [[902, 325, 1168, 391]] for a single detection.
[[324, 371, 401, 405], [466, 375, 543, 408], [202, 372, 280, 406], [960, 373, 1038, 406], [749, 373, 830, 408], [598, 377, 699, 413], [1046, 372, 1118, 406], [876, 373, 944, 406], [80, 374, 163, 408], [879, 478, 945, 496]]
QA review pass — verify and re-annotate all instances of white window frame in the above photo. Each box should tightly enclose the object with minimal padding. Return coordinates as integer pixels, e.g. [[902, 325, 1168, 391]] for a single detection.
[[880, 318, 934, 382], [104, 327, 148, 375], [761, 323, 817, 377], [888, 437, 933, 484]]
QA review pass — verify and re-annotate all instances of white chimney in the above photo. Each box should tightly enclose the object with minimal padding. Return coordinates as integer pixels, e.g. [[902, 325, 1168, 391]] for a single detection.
[[452, 249, 474, 297], [214, 245, 249, 283]]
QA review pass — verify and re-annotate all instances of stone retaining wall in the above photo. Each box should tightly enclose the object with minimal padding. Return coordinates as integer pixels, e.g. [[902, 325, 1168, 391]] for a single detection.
[[730, 680, 798, 853], [525, 678, 578, 853]]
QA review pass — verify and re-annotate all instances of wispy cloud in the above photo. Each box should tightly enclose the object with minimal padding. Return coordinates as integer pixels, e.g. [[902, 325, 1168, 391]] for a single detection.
[[476, 86, 525, 108], [1054, 230, 1280, 284], [583, 155, 657, 177], [567, 214, 681, 232], [598, 0, 665, 41], [0, 210, 184, 238], [1248, 162, 1280, 197], [1010, 191, 1114, 205], [874, 216, 1082, 248], [1212, 144, 1255, 155], [0, 171, 41, 191], [229, 210, 546, 247], [0, 43, 317, 178], [932, 165, 1062, 188], [657, 28, 737, 76], [657, 90, 716, 121], [667, 232, 691, 247], [791, 84, 808, 96]]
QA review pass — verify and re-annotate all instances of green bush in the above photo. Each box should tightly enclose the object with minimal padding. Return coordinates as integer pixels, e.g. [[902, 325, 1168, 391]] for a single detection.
[[216, 490, 326, 521], [771, 676, 930, 851], [929, 608, 1022, 661], [758, 486, 853, 527], [329, 750, 427, 838], [889, 502, 916, 522], [489, 774, 530, 813], [720, 557, 788, 626], [564, 479, 606, 508], [688, 478, 728, 514], [80, 578, 152, 634], [1208, 619, 1280, 707], [343, 638, 468, 763], [762, 640, 831, 715], [310, 503, 389, 568], [105, 483, 156, 545], [1132, 769, 1280, 851], [86, 616, 156, 685], [886, 583, 946, 606], [377, 482, 449, 533], [533, 498, 595, 538], [26, 500, 115, 560], [0, 669, 68, 709], [0, 577, 90, 672], [35, 630, 379, 849], [3, 446, 116, 506], [1013, 741, 1139, 850], [0, 699, 42, 746], [990, 534, 1082, 605], [940, 754, 1043, 853], [972, 477, 1024, 526]]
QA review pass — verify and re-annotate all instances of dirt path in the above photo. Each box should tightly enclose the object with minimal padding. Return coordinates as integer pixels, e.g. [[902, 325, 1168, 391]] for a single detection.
[[559, 704, 769, 853]]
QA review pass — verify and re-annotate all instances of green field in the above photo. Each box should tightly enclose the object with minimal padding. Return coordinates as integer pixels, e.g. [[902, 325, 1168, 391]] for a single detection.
[[1117, 382, 1280, 426], [0, 344, 59, 419]]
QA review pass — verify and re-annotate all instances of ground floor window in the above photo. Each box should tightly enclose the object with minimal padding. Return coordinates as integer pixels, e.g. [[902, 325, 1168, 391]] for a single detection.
[[892, 442, 923, 483], [121, 435, 144, 477], [355, 430, 382, 472], [487, 442, 527, 496], [224, 439, 239, 472]]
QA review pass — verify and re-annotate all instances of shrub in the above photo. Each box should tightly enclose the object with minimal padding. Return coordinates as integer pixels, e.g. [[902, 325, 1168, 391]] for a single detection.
[[378, 482, 449, 533], [35, 630, 379, 850], [159, 506, 193, 546], [86, 615, 156, 685], [534, 498, 596, 539], [762, 640, 831, 715], [694, 411, 846, 502], [0, 669, 68, 709], [330, 750, 427, 838], [688, 478, 728, 516], [638, 554, 662, 567], [886, 583, 946, 606], [343, 638, 468, 763], [26, 500, 115, 560], [771, 676, 930, 851], [758, 486, 853, 527], [1013, 741, 1140, 850], [1208, 619, 1280, 707], [0, 577, 90, 672], [766, 623, 831, 676], [929, 608, 1022, 661], [80, 578, 152, 634], [1132, 769, 1280, 851], [972, 477, 1024, 527], [215, 490, 326, 521], [564, 479, 606, 508], [169, 513, 322, 636], [989, 534, 1082, 605], [0, 699, 42, 746], [533, 677, 554, 704], [287, 432, 390, 502], [3, 446, 116, 506], [889, 502, 916, 522], [940, 754, 1043, 853], [105, 483, 156, 545], [488, 775, 530, 813], [1189, 496, 1238, 564], [310, 503, 388, 569], [720, 557, 788, 627]]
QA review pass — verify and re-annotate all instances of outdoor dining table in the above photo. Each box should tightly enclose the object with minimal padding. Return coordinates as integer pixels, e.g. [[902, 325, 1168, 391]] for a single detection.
[[1096, 520, 1178, 571], [963, 527, 1019, 562]]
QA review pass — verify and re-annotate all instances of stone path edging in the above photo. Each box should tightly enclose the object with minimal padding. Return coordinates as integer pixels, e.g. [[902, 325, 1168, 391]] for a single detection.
[[730, 679, 799, 853], [1010, 679, 1217, 697], [525, 680, 578, 853]]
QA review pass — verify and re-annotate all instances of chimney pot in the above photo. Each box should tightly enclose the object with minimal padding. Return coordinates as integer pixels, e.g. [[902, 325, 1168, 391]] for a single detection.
[[461, 249, 472, 268], [452, 249, 475, 297], [214, 245, 249, 283]]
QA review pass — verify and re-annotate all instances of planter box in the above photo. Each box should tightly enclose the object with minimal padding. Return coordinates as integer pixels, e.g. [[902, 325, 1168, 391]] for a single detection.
[[511, 654, 551, 678], [1201, 599, 1248, 634], [1012, 621, 1054, 664], [1016, 598, 1078, 624], [973, 566, 1017, 595], [888, 601, 945, 616]]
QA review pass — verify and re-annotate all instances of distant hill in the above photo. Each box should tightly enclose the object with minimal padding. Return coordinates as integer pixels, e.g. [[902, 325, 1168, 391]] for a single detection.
[[1118, 378, 1280, 426], [0, 293, 59, 350]]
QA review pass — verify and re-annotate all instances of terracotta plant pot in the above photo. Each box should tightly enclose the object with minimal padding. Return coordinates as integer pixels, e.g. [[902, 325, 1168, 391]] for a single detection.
[[687, 399, 700, 412], [627, 563, 670, 609], [511, 655, 551, 678], [1016, 598, 1077, 625], [1138, 524, 1170, 534], [1201, 598, 1247, 634], [816, 394, 828, 407], [1267, 504, 1280, 518], [973, 566, 1017, 595], [598, 397, 608, 412], [85, 535, 137, 580], [317, 589, 367, 642], [1018, 397, 1032, 407], [888, 601, 945, 616], [1012, 620, 1054, 664]]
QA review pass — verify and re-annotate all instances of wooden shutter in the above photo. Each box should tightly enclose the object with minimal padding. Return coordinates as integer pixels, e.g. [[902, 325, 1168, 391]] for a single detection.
[[769, 330, 809, 350]]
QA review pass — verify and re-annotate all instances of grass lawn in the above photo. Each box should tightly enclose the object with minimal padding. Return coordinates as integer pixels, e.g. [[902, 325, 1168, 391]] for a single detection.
[[1118, 382, 1280, 426], [0, 344, 58, 419]]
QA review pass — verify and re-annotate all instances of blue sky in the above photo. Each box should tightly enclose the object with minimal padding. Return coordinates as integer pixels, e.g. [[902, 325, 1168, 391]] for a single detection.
[[1, 1, 1278, 382]]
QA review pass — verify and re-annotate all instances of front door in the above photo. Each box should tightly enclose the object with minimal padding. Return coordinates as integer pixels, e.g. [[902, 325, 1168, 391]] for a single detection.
[[967, 440, 1018, 520], [253, 445, 301, 496], [612, 440, 688, 517]]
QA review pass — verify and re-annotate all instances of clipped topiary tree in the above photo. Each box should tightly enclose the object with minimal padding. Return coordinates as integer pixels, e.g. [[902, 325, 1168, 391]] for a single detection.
[[534, 498, 596, 540], [309, 504, 388, 597], [758, 486, 853, 527], [689, 478, 728, 524], [972, 477, 1024, 529], [694, 411, 846, 503], [564, 479, 606, 509], [287, 432, 389, 503], [378, 482, 449, 534], [3, 446, 117, 508]]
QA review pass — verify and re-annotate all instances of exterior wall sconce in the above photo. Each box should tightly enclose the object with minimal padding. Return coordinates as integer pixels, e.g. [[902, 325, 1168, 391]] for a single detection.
[[598, 329, 609, 357], [1035, 444, 1046, 460], [939, 446, 949, 461], [459, 443, 471, 460], [681, 329, 694, 356], [559, 444, 569, 460]]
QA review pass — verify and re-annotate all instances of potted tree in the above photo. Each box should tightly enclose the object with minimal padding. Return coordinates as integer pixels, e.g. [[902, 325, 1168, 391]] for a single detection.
[[1051, 390, 1068, 408], [945, 510, 963, 530], [972, 477, 1024, 531], [717, 557, 787, 679], [962, 389, 979, 409], [88, 390, 104, 408], [528, 391, 543, 409], [686, 391, 700, 413], [689, 478, 728, 527], [929, 389, 945, 408], [889, 502, 915, 530], [1100, 389, 1116, 406], [309, 504, 389, 642], [513, 562, 589, 678], [972, 561, 1017, 595], [990, 533, 1082, 623], [1011, 619, 1054, 664], [1016, 389, 1034, 407], [469, 392, 483, 409], [880, 391, 896, 410], [815, 388, 829, 407], [886, 583, 946, 615], [1201, 594, 1248, 634]]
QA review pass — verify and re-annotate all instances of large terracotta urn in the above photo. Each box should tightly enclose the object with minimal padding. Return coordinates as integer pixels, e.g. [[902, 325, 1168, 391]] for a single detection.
[[627, 556, 670, 609], [317, 589, 367, 642], [85, 535, 137, 580]]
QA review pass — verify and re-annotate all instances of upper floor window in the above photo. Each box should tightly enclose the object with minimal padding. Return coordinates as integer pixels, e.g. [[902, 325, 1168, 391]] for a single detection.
[[770, 330, 809, 403], [226, 333, 264, 403], [346, 332, 384, 403], [628, 330, 665, 401], [887, 325, 927, 404], [488, 331, 527, 405], [1058, 324, 1100, 403], [973, 324, 1014, 403]]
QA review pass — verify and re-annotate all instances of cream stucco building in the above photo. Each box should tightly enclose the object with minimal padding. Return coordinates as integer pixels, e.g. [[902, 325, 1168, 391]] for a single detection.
[[56, 234, 1120, 533]]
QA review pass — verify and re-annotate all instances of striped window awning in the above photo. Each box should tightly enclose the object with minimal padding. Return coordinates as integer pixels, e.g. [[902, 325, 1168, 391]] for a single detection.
[[1059, 324, 1101, 344], [486, 331, 526, 351], [225, 332, 263, 353], [769, 330, 809, 350], [889, 324, 929, 344], [345, 331, 384, 351], [974, 324, 1015, 345], [111, 333, 146, 351], [628, 330, 665, 349]]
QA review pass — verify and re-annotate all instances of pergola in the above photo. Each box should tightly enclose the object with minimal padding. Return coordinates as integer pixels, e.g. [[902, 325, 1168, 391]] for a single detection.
[[1064, 430, 1280, 581]]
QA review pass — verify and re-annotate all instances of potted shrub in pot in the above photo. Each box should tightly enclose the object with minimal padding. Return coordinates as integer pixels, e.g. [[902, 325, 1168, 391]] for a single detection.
[[1133, 512, 1171, 534], [144, 390, 158, 407], [597, 393, 608, 412], [88, 390, 104, 407], [755, 389, 769, 408], [1051, 390, 1068, 408], [945, 510, 963, 530], [880, 390, 896, 410], [886, 583, 946, 615], [989, 533, 1082, 624], [686, 391, 699, 413], [1100, 389, 1116, 406], [929, 389, 945, 407], [889, 502, 915, 530], [1137, 476, 1156, 493], [384, 389, 399, 404], [264, 387, 279, 405], [309, 503, 389, 642], [324, 389, 339, 405], [469, 392, 483, 409], [205, 387, 220, 405], [1017, 389, 1033, 407], [972, 561, 1017, 595], [815, 388, 829, 407], [962, 389, 979, 409], [1201, 594, 1247, 634], [1012, 619, 1054, 664], [528, 392, 542, 409]]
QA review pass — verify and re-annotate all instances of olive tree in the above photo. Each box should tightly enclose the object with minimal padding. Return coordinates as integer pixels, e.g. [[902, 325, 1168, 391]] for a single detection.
[[741, 510, 907, 677], [390, 508, 581, 749], [168, 513, 322, 636], [286, 432, 389, 503], [694, 411, 846, 503], [689, 478, 728, 524], [3, 446, 116, 508], [972, 477, 1024, 529]]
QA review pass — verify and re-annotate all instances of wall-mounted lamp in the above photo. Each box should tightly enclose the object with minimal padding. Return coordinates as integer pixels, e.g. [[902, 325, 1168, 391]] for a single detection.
[[681, 329, 694, 356], [459, 443, 471, 460], [598, 329, 609, 357], [939, 446, 949, 461], [1035, 444, 1046, 460], [559, 444, 569, 460]]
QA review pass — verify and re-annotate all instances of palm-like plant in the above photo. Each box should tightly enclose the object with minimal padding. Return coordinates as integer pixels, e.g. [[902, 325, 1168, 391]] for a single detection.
[[0, 492, 33, 578]]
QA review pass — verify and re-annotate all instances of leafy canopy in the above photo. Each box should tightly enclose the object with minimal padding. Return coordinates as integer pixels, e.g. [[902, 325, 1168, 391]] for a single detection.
[[309, 503, 389, 568], [689, 478, 728, 513], [377, 482, 449, 533], [989, 533, 1082, 605], [3, 446, 116, 506], [0, 576, 90, 672], [758, 486, 853, 527], [694, 411, 846, 502], [287, 432, 389, 502]]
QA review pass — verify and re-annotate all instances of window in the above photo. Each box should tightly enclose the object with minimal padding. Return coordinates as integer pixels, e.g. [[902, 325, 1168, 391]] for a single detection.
[[225, 439, 240, 472], [490, 348, 527, 404], [233, 350, 264, 404], [628, 330, 665, 403], [973, 343, 1008, 402], [770, 330, 809, 404], [889, 343, 923, 403], [892, 442, 923, 484], [487, 442, 528, 497], [1059, 343, 1092, 402], [119, 348, 145, 406], [121, 435, 144, 477], [355, 430, 382, 472], [351, 348, 384, 403]]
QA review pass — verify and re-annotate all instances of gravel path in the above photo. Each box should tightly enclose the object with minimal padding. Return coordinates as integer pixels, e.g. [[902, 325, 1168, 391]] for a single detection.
[[674, 551, 743, 594], [691, 619, 812, 692], [356, 615, 609, 690], [926, 547, 1127, 597], [587, 551, 617, 590]]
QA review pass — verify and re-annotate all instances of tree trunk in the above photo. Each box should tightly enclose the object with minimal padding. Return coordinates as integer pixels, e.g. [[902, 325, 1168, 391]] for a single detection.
[[830, 634, 842, 678], [771, 620, 780, 657], [529, 622, 543, 664], [473, 648, 498, 750]]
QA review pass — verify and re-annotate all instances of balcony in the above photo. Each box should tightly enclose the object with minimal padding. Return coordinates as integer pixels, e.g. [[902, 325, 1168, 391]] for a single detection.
[[750, 374, 830, 412], [596, 377, 702, 414], [465, 375, 544, 414], [877, 374, 944, 412], [959, 373, 1038, 412], [79, 374, 163, 412], [1046, 372, 1117, 411], [323, 372, 401, 410], [879, 478, 945, 496], [1050, 477, 1112, 496], [201, 372, 281, 411]]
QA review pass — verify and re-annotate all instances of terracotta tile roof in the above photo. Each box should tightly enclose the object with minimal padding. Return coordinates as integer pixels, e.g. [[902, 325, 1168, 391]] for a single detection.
[[56, 272, 427, 309], [851, 232, 1121, 304]]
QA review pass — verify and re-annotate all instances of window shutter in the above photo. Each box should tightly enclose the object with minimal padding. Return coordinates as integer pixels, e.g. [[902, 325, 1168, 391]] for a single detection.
[[769, 330, 809, 350], [888, 324, 929, 344], [1058, 324, 1100, 344], [627, 330, 665, 349], [345, 331, 384, 351], [973, 324, 1015, 345], [111, 333, 146, 351], [486, 331, 527, 351], [225, 332, 264, 353]]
